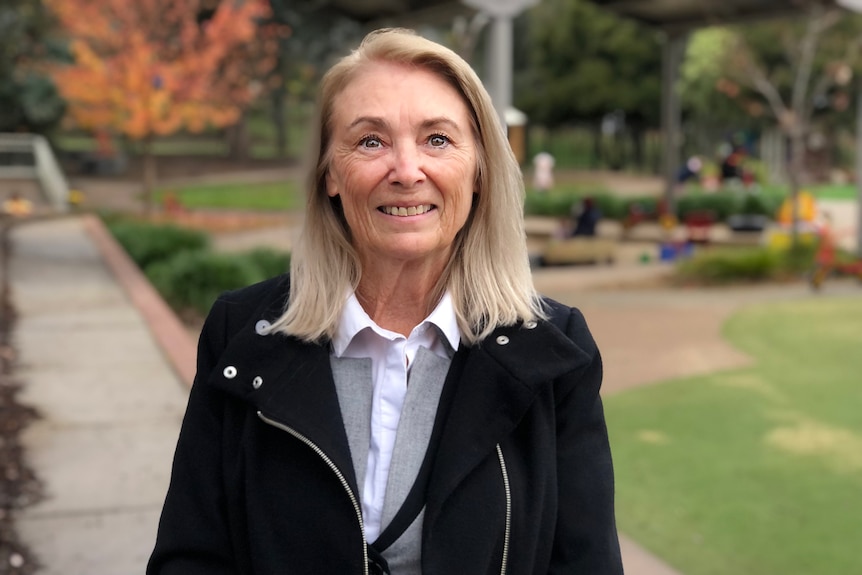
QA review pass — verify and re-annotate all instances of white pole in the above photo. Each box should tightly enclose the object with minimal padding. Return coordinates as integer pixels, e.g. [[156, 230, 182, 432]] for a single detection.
[[462, 0, 539, 126], [660, 33, 686, 215], [856, 75, 862, 255], [489, 15, 513, 125]]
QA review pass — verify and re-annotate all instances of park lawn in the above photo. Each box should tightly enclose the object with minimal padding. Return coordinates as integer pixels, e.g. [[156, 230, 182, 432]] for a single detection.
[[805, 183, 860, 200], [756, 183, 859, 201], [155, 180, 302, 211], [605, 295, 862, 575]]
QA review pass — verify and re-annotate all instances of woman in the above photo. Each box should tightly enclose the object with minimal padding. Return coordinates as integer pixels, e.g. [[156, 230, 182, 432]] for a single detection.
[[149, 28, 622, 574]]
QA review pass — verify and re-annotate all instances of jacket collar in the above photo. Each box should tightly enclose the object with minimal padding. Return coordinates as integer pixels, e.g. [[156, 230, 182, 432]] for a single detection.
[[207, 287, 591, 508]]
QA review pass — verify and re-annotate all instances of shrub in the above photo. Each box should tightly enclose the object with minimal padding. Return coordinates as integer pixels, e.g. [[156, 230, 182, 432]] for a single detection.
[[674, 245, 817, 285], [676, 193, 738, 220], [675, 247, 778, 283], [593, 195, 627, 220], [245, 248, 291, 279], [107, 220, 209, 269], [523, 192, 579, 217], [146, 250, 287, 315], [619, 195, 661, 220]]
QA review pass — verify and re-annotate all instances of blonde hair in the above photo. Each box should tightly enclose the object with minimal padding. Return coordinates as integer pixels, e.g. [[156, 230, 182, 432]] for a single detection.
[[269, 28, 544, 345]]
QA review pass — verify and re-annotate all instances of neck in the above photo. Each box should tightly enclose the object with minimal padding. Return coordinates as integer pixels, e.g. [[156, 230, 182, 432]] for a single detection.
[[356, 263, 447, 337]]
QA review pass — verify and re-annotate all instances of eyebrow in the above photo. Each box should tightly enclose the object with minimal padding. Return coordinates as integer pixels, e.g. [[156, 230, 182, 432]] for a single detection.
[[346, 116, 463, 133]]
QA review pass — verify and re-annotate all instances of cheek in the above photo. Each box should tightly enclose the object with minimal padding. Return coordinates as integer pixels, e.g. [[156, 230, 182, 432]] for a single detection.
[[330, 157, 381, 202], [449, 159, 478, 215]]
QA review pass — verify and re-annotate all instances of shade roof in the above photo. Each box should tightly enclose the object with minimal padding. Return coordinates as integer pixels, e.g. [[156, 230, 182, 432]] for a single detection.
[[591, 0, 836, 32], [325, 0, 841, 30]]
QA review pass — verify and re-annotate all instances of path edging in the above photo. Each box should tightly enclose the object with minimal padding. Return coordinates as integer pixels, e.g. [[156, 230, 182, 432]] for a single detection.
[[82, 214, 196, 388]]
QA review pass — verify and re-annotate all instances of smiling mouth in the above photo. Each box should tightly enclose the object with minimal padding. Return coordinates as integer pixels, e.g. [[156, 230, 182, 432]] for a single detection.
[[379, 204, 434, 217]]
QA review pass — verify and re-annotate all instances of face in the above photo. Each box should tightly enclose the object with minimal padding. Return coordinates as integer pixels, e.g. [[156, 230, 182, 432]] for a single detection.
[[325, 61, 477, 272]]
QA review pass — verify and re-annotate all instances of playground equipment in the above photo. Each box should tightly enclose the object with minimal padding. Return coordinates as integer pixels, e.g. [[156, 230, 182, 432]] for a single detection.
[[809, 223, 862, 290]]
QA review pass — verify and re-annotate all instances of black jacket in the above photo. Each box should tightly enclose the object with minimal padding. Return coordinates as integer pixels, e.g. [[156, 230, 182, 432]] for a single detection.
[[148, 274, 623, 574]]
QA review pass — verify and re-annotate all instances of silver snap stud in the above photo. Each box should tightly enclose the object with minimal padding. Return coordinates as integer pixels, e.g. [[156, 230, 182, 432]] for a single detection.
[[252, 376, 263, 389], [496, 335, 510, 345], [223, 366, 238, 379], [255, 320, 271, 335], [524, 320, 538, 329]]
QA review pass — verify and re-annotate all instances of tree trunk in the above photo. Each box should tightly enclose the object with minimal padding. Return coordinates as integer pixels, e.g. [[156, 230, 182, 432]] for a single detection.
[[591, 123, 602, 169], [227, 111, 250, 162], [272, 88, 286, 159], [630, 124, 645, 170], [142, 137, 157, 216], [787, 128, 806, 248], [613, 129, 626, 171]]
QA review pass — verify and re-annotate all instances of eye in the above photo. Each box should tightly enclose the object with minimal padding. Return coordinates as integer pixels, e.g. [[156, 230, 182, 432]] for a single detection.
[[428, 133, 450, 147], [359, 135, 382, 149]]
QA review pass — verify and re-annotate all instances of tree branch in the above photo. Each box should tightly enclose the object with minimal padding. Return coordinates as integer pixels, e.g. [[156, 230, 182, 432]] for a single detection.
[[731, 35, 790, 127], [791, 5, 842, 119]]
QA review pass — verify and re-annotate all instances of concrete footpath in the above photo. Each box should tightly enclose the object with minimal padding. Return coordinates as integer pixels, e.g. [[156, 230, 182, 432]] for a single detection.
[[15, 214, 847, 574], [9, 216, 188, 575]]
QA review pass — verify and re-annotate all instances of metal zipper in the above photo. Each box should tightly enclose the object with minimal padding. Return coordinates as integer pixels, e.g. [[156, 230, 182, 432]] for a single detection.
[[496, 444, 511, 575], [257, 411, 369, 575]]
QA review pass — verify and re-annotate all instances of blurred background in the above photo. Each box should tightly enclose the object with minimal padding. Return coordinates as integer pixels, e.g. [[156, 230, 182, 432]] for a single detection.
[[1, 1, 861, 574]]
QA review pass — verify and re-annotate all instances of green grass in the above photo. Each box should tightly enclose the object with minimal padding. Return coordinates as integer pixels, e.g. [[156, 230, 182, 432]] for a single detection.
[[800, 183, 860, 201], [605, 296, 862, 575], [155, 180, 302, 211], [691, 183, 860, 201]]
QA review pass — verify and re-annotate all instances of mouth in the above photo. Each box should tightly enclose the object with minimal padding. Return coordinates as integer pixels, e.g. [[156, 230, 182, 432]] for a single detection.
[[379, 204, 435, 217]]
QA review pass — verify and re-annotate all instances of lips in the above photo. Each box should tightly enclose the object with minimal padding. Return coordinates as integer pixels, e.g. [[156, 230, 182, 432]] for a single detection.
[[379, 204, 434, 216]]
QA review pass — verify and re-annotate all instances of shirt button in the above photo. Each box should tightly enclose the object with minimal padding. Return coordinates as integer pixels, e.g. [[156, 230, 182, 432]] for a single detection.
[[496, 335, 510, 345], [255, 320, 271, 335], [524, 320, 538, 329], [223, 366, 238, 379], [252, 376, 263, 389]]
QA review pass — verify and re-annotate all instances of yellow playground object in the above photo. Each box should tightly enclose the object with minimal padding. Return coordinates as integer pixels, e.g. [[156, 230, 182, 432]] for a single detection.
[[776, 191, 817, 225]]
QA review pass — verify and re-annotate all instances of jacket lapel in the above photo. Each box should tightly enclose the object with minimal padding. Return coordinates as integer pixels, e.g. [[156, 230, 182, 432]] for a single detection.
[[427, 318, 592, 514], [209, 307, 359, 495]]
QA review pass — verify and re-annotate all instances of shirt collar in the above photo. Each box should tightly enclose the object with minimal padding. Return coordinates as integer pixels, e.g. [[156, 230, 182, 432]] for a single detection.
[[332, 291, 461, 357]]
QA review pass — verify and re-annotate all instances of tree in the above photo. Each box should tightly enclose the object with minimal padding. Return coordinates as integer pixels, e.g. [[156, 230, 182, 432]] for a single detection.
[[0, 0, 65, 133], [700, 5, 862, 242], [46, 0, 285, 210], [268, 0, 361, 159], [680, 29, 768, 133], [515, 0, 662, 168]]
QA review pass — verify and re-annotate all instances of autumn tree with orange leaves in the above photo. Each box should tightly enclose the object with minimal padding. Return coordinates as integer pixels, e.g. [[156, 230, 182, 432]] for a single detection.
[[47, 0, 285, 211]]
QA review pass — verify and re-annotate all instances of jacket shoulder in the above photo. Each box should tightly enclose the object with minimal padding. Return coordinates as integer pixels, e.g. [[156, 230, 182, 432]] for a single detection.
[[215, 274, 290, 318], [540, 296, 598, 356], [199, 274, 290, 346]]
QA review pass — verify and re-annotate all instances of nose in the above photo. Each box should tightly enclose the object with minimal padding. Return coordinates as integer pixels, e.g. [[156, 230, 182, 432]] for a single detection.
[[388, 143, 425, 188]]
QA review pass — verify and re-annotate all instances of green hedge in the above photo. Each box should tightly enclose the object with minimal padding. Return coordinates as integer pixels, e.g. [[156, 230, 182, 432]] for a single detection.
[[146, 249, 290, 315], [105, 217, 290, 317], [107, 221, 209, 269], [524, 191, 630, 220], [524, 190, 784, 222], [674, 245, 817, 284]]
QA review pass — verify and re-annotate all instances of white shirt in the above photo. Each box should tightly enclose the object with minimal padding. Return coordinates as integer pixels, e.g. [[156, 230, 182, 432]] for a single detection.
[[331, 292, 460, 542]]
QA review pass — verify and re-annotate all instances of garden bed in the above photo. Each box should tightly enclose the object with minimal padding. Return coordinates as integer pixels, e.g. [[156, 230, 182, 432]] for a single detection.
[[0, 239, 42, 575]]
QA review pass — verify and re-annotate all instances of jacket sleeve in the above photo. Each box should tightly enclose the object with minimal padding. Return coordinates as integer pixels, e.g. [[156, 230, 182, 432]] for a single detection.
[[147, 297, 240, 575], [549, 307, 624, 574]]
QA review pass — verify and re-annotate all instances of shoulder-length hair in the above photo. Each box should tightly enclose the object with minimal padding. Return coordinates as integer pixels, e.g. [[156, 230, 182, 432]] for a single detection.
[[269, 28, 545, 345]]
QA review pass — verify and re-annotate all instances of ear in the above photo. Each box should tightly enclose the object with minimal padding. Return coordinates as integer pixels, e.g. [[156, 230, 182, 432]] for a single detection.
[[326, 171, 339, 198]]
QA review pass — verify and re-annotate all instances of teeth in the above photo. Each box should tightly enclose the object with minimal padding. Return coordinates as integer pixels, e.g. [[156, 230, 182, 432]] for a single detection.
[[383, 205, 431, 216]]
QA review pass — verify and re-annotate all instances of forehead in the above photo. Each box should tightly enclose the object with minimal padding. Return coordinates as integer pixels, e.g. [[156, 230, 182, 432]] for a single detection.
[[331, 61, 472, 122]]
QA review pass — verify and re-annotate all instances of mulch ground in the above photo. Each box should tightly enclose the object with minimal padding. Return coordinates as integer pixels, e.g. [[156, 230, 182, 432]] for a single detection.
[[0, 229, 43, 575]]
